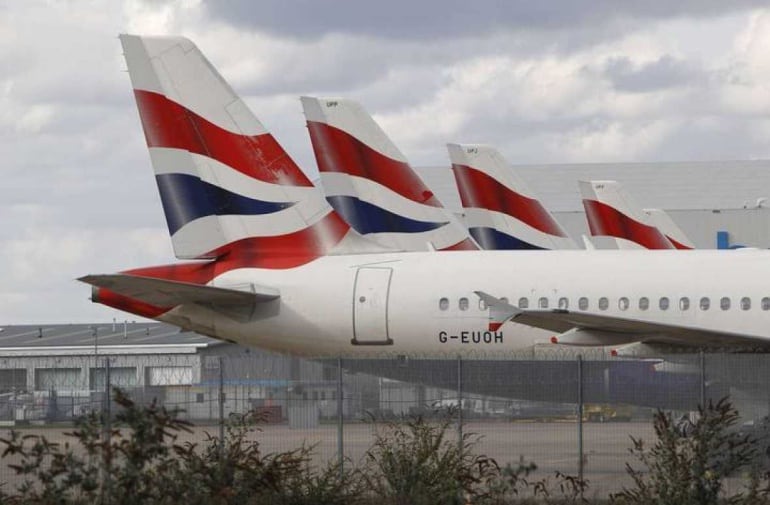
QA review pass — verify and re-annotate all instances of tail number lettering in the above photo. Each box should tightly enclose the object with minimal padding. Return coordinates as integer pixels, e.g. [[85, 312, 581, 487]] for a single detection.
[[439, 330, 503, 344]]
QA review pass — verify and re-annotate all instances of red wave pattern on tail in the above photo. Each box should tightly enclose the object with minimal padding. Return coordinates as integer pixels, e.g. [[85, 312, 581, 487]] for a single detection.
[[452, 164, 567, 237], [134, 90, 312, 187], [583, 199, 674, 249], [306, 120, 442, 207], [667, 237, 694, 250]]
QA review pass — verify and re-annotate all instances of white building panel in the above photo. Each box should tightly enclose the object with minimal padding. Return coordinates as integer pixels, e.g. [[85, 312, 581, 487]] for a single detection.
[[146, 366, 193, 386]]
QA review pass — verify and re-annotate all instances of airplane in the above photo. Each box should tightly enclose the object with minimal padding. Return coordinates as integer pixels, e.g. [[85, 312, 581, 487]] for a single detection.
[[81, 36, 770, 373], [644, 208, 696, 249], [579, 180, 676, 250], [301, 96, 478, 252], [447, 143, 577, 250]]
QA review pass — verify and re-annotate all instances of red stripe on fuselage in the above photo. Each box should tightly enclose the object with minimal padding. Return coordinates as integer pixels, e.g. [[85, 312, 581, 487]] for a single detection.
[[134, 90, 312, 187], [98, 212, 350, 320], [582, 199, 674, 250], [306, 120, 442, 207], [128, 211, 351, 282], [452, 164, 567, 237]]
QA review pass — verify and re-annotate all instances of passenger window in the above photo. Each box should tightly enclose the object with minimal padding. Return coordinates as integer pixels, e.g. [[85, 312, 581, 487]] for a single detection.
[[478, 298, 487, 310], [538, 297, 548, 309], [618, 297, 629, 311], [659, 297, 670, 310], [763, 297, 770, 310], [741, 297, 751, 311], [518, 297, 529, 309], [459, 297, 469, 311], [578, 297, 589, 310], [700, 297, 710, 311], [500, 297, 509, 305], [720, 297, 730, 311], [558, 297, 569, 310], [639, 297, 649, 310], [679, 297, 690, 311], [439, 298, 449, 311], [598, 297, 608, 310]]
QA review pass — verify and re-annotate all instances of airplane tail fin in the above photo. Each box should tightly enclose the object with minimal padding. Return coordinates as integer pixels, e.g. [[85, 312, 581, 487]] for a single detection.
[[579, 180, 675, 250], [120, 35, 372, 264], [301, 96, 477, 251], [644, 209, 695, 249], [448, 144, 577, 250]]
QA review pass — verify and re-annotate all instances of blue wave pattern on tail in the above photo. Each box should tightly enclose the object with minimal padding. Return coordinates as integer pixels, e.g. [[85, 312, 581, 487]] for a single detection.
[[469, 227, 544, 251], [156, 173, 295, 235], [326, 195, 448, 235]]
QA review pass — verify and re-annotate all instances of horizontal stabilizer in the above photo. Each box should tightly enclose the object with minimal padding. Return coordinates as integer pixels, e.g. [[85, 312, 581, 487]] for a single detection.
[[79, 274, 279, 308]]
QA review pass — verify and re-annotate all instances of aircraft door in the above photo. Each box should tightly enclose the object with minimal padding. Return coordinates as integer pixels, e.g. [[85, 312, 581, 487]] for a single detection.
[[352, 267, 393, 345]]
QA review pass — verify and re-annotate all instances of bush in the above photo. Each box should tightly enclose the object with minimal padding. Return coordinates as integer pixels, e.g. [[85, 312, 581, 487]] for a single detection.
[[0, 389, 365, 505], [166, 410, 365, 505], [363, 408, 499, 505], [612, 397, 759, 505]]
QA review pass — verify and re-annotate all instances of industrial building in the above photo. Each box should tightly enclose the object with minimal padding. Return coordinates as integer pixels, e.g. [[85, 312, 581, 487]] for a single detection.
[[0, 323, 380, 426]]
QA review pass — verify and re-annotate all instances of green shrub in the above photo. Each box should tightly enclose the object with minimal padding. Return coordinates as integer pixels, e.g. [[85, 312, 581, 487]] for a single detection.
[[0, 389, 365, 505], [612, 397, 758, 505], [363, 409, 500, 505]]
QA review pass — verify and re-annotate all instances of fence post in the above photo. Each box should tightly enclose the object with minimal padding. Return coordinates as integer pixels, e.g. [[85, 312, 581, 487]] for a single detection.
[[457, 355, 463, 455], [699, 349, 706, 408], [218, 356, 225, 460], [337, 357, 344, 476], [577, 354, 584, 488], [102, 357, 112, 505]]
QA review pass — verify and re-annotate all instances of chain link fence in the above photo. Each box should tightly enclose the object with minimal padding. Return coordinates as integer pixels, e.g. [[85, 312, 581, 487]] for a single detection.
[[0, 351, 768, 495]]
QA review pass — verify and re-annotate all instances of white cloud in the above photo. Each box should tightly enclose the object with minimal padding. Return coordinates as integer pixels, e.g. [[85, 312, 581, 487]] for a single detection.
[[2, 1, 770, 323]]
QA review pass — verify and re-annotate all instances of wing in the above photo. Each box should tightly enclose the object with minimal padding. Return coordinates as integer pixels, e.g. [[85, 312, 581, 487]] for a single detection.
[[79, 274, 279, 307], [475, 290, 770, 351]]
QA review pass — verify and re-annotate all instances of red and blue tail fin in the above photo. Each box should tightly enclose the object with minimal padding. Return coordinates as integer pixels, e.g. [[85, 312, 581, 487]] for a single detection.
[[579, 180, 675, 250], [301, 96, 478, 251], [120, 35, 379, 265], [644, 209, 695, 249], [448, 144, 576, 250]]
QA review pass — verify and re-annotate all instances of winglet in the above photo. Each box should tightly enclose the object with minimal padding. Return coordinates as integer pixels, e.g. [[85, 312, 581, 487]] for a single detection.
[[475, 291, 521, 331]]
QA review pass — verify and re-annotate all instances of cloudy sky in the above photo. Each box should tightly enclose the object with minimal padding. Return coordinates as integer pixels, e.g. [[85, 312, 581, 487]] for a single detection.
[[2, 0, 770, 323]]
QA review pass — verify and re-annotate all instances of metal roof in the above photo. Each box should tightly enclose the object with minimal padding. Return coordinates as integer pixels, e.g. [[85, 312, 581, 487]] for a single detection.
[[0, 322, 216, 350], [417, 160, 770, 213]]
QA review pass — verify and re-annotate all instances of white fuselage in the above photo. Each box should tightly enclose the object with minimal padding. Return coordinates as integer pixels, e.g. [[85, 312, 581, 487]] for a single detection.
[[158, 249, 770, 357]]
